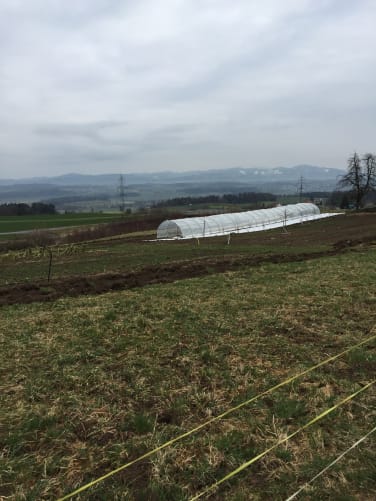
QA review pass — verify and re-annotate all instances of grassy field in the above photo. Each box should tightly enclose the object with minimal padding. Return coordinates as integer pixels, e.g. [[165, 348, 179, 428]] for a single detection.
[[0, 200, 314, 235], [0, 213, 375, 288], [0, 236, 323, 287], [0, 213, 123, 234], [1, 214, 375, 500]]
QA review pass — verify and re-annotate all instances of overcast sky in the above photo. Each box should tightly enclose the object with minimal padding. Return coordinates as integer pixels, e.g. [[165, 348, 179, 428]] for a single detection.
[[1, 0, 375, 178]]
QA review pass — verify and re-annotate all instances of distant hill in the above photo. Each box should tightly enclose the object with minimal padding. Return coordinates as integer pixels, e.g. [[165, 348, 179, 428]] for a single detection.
[[0, 165, 345, 210], [0, 165, 344, 187]]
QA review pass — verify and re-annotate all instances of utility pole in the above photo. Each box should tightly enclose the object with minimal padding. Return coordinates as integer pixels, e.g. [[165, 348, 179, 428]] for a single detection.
[[283, 207, 288, 233], [119, 175, 125, 213], [298, 176, 304, 202]]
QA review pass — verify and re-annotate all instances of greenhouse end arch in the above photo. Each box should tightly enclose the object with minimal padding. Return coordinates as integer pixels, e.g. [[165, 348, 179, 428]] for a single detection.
[[157, 203, 322, 239]]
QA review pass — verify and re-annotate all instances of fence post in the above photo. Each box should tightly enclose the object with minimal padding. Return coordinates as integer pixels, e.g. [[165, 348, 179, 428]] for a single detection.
[[46, 247, 53, 282]]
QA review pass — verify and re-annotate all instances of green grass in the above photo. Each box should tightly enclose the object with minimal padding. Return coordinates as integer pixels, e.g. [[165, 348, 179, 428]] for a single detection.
[[1, 248, 375, 499], [0, 226, 327, 286], [0, 212, 374, 286], [0, 212, 123, 234]]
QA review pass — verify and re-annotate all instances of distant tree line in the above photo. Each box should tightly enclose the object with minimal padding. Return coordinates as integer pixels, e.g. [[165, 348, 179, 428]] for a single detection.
[[154, 192, 276, 208], [328, 189, 376, 209], [303, 191, 331, 198], [0, 202, 56, 216]]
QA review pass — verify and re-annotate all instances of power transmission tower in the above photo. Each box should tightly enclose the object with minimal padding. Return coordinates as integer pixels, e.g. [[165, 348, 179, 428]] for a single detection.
[[119, 175, 126, 213], [298, 176, 304, 202]]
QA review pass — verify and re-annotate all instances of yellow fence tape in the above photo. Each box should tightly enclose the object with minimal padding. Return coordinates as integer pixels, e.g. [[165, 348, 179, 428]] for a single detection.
[[285, 424, 376, 500], [190, 380, 375, 500], [58, 334, 375, 500]]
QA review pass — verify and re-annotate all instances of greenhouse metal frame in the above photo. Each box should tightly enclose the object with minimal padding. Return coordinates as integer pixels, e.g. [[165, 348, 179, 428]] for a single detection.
[[157, 203, 321, 239]]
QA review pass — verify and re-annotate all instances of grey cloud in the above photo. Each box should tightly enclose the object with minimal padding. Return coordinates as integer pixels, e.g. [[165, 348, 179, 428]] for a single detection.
[[25, 122, 204, 173], [0, 0, 375, 177], [35, 121, 127, 140], [156, 0, 369, 104]]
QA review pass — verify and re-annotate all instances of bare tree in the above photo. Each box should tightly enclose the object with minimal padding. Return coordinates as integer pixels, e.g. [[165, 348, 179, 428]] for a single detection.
[[338, 152, 376, 209]]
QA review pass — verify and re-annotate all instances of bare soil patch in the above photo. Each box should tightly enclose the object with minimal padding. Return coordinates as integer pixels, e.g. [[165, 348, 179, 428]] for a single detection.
[[1, 236, 374, 306]]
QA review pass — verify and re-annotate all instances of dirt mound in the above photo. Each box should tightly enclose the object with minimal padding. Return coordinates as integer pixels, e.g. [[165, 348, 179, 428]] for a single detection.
[[332, 234, 376, 250]]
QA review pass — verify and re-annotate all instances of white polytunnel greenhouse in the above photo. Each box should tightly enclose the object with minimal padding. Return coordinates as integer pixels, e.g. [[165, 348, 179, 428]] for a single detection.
[[157, 203, 322, 239]]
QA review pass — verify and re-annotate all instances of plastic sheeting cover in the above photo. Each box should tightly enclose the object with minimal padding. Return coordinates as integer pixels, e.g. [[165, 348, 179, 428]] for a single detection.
[[157, 203, 320, 239]]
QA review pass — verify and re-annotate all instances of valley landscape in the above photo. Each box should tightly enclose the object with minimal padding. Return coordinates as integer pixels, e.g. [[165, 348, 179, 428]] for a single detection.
[[0, 165, 344, 212]]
